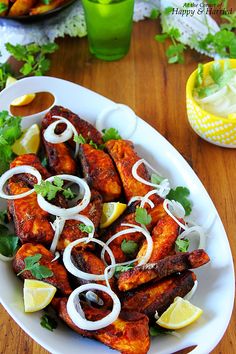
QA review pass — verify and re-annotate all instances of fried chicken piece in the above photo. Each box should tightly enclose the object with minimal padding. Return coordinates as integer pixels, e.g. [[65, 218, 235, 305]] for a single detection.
[[79, 143, 122, 201], [137, 215, 179, 264], [71, 250, 116, 308], [57, 190, 102, 251], [118, 249, 210, 292], [42, 136, 77, 175], [105, 140, 152, 202], [13, 243, 72, 296], [10, 153, 50, 185], [42, 105, 103, 145], [121, 271, 196, 318], [7, 180, 54, 244], [53, 298, 150, 354]]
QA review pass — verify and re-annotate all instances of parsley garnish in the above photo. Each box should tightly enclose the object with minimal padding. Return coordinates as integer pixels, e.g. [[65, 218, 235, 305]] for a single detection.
[[155, 27, 185, 64], [135, 207, 152, 225], [0, 3, 8, 13], [78, 223, 93, 234], [194, 60, 235, 98], [175, 238, 190, 252], [102, 128, 122, 143], [40, 313, 57, 331], [41, 157, 47, 168], [34, 176, 75, 201], [114, 263, 134, 276], [0, 209, 8, 224], [0, 110, 22, 174], [74, 134, 86, 144], [17, 254, 53, 280], [166, 187, 192, 216], [149, 326, 174, 336], [0, 235, 18, 257], [121, 239, 138, 255], [149, 9, 160, 20]]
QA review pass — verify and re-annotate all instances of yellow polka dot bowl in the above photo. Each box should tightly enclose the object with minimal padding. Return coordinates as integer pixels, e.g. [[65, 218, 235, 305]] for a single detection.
[[186, 59, 236, 148]]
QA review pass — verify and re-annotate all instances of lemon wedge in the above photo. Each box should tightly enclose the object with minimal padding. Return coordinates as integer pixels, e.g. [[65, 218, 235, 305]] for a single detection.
[[23, 279, 57, 313], [5, 76, 36, 106], [12, 123, 40, 155], [156, 297, 203, 330], [100, 202, 127, 228]]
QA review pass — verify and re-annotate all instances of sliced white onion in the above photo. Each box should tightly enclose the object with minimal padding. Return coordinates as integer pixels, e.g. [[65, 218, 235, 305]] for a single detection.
[[44, 115, 79, 157], [184, 281, 198, 301], [50, 217, 66, 253], [63, 237, 116, 281], [0, 166, 42, 200], [128, 196, 154, 208], [178, 225, 206, 250], [67, 283, 121, 330], [101, 223, 153, 266], [132, 159, 170, 198], [163, 199, 187, 230], [37, 175, 91, 217], [140, 189, 159, 208], [198, 85, 227, 104], [85, 291, 104, 306], [51, 251, 60, 263]]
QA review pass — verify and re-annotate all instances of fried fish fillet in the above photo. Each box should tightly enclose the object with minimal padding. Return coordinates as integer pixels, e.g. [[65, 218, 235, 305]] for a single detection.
[[57, 190, 102, 251], [118, 249, 210, 292], [79, 143, 122, 201], [71, 250, 116, 308], [7, 180, 54, 244], [121, 271, 196, 318], [53, 298, 150, 354], [137, 215, 179, 264], [42, 136, 77, 175], [105, 140, 152, 202], [42, 105, 103, 145], [13, 243, 72, 296], [10, 153, 50, 185]]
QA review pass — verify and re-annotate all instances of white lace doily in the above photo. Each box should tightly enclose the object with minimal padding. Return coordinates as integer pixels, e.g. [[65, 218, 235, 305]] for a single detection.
[[0, 0, 219, 63], [0, 0, 160, 62]]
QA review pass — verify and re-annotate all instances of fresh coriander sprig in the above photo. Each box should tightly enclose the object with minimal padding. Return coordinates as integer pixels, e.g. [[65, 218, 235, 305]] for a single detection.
[[34, 176, 76, 201], [114, 263, 134, 276], [0, 235, 19, 257], [17, 254, 53, 280], [40, 313, 57, 331], [135, 207, 152, 225], [155, 27, 186, 64], [175, 238, 190, 252], [166, 187, 192, 216], [102, 128, 122, 143], [0, 110, 22, 174], [0, 3, 8, 13], [74, 133, 104, 150], [121, 239, 138, 255], [78, 224, 93, 234]]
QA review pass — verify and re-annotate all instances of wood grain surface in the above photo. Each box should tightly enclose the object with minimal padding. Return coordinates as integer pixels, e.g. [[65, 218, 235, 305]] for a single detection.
[[1, 8, 236, 354]]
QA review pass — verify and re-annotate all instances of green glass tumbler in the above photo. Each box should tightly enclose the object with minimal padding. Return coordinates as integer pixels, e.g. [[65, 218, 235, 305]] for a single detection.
[[82, 0, 135, 61]]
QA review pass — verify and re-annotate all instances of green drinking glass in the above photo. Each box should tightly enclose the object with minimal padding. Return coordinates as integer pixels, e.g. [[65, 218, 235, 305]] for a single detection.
[[82, 0, 135, 61]]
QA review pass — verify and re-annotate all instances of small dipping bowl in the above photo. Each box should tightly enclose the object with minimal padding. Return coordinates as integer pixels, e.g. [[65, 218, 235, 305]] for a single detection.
[[186, 59, 236, 148]]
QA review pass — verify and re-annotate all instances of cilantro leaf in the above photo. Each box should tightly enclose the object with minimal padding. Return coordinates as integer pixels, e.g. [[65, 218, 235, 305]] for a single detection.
[[74, 134, 86, 144], [78, 224, 93, 234], [89, 140, 98, 149], [155, 33, 169, 43], [149, 9, 160, 19], [40, 314, 57, 331], [135, 207, 152, 225], [17, 254, 53, 279], [0, 235, 19, 257], [175, 238, 190, 252], [121, 239, 138, 255], [0, 3, 8, 13], [102, 128, 122, 143], [41, 157, 47, 168], [0, 110, 22, 174], [149, 326, 174, 336], [114, 263, 134, 276], [34, 177, 75, 201], [166, 43, 185, 64], [166, 187, 192, 216], [0, 209, 8, 224]]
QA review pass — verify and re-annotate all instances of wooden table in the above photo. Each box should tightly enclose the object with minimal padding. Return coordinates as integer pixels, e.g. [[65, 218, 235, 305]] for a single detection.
[[1, 12, 236, 354]]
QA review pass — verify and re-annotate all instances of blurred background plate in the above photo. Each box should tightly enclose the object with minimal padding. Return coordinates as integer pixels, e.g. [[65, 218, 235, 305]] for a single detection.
[[0, 0, 76, 23]]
